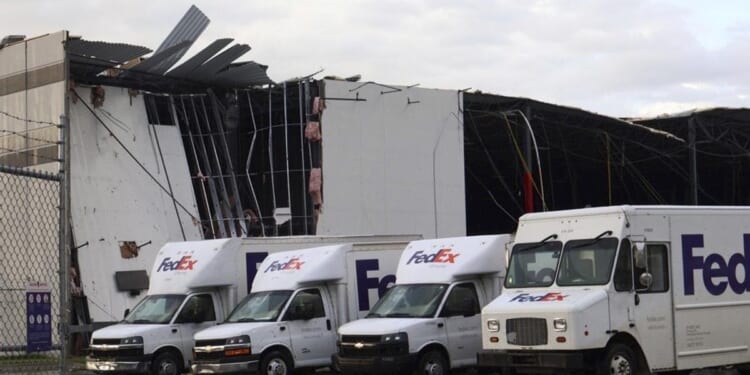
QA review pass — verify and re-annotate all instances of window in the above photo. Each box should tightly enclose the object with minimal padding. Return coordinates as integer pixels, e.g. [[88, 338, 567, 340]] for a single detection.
[[634, 244, 669, 293], [176, 294, 216, 323], [440, 283, 480, 318], [613, 239, 633, 292], [124, 294, 185, 324], [284, 289, 325, 320], [557, 238, 618, 286], [367, 284, 447, 318], [505, 241, 563, 288]]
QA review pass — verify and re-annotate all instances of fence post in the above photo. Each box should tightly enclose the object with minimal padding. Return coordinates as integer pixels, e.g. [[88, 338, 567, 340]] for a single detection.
[[58, 114, 71, 374]]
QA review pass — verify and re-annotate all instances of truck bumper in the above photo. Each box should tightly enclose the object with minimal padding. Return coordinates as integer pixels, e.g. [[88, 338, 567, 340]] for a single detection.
[[85, 358, 150, 373], [332, 353, 419, 375], [477, 350, 588, 371], [192, 356, 260, 374]]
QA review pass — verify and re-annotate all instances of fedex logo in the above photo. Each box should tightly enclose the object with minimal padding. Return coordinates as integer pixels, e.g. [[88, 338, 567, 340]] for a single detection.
[[510, 292, 567, 302], [157, 256, 197, 272], [683, 234, 750, 296], [407, 249, 460, 265], [264, 257, 305, 273], [245, 253, 394, 311]]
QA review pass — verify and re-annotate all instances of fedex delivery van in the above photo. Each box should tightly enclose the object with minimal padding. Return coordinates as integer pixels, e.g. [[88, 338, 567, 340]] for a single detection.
[[86, 235, 415, 375], [191, 242, 403, 374], [335, 235, 511, 375], [479, 206, 750, 375]]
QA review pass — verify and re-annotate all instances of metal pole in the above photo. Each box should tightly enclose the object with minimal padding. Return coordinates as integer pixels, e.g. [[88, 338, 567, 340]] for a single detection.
[[186, 96, 226, 238], [59, 32, 71, 373], [283, 83, 293, 235], [58, 113, 71, 374], [688, 116, 698, 205], [523, 105, 534, 212], [297, 82, 308, 234]]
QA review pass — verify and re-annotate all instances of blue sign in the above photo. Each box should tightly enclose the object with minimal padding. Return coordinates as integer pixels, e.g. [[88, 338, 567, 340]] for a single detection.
[[26, 282, 51, 353]]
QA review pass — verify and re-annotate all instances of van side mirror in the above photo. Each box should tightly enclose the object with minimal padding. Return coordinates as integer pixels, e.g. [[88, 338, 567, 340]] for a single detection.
[[123, 308, 130, 319], [633, 242, 647, 269]]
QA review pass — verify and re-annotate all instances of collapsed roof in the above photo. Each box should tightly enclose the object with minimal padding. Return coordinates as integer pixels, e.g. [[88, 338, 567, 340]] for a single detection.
[[67, 5, 273, 93]]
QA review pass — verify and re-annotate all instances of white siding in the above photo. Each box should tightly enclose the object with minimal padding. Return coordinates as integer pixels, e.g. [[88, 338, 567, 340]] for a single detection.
[[70, 87, 201, 322], [318, 80, 465, 239]]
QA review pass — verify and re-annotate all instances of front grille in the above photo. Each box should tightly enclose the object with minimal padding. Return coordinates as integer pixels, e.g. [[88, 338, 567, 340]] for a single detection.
[[341, 335, 381, 344], [194, 351, 225, 361], [195, 339, 226, 347], [89, 348, 144, 359], [338, 335, 407, 358], [506, 318, 547, 346], [92, 338, 121, 345]]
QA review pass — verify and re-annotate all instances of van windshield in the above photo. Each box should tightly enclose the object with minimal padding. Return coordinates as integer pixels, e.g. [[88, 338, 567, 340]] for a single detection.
[[505, 241, 562, 288], [226, 291, 292, 323], [124, 294, 185, 324], [366, 284, 447, 319], [557, 237, 618, 286]]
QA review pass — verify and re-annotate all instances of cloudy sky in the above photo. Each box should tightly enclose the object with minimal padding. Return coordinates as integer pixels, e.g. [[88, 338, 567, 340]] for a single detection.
[[3, 0, 749, 117]]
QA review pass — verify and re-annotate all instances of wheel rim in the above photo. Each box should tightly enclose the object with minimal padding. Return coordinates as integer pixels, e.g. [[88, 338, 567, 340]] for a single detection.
[[157, 359, 178, 375], [266, 357, 288, 375], [423, 357, 444, 375], [609, 353, 631, 375]]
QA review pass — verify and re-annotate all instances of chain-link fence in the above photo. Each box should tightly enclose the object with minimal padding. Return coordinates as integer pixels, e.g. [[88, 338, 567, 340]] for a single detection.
[[0, 167, 68, 374]]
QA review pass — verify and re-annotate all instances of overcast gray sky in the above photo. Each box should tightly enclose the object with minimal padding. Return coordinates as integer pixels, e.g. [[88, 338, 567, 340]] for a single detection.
[[3, 0, 749, 117]]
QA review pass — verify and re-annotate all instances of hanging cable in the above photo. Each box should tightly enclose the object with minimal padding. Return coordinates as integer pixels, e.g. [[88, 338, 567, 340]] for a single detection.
[[73, 90, 200, 224], [498, 111, 548, 210], [467, 168, 518, 224]]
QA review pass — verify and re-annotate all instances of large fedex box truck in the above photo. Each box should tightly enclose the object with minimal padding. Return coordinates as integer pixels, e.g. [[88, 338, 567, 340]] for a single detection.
[[479, 205, 750, 375]]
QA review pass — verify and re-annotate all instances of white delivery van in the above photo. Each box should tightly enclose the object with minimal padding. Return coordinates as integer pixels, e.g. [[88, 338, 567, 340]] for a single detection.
[[86, 234, 415, 375], [191, 242, 404, 374], [87, 238, 243, 374], [334, 235, 511, 375], [479, 205, 750, 375]]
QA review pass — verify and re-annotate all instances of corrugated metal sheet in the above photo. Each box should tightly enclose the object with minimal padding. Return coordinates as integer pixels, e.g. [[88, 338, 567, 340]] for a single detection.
[[191, 44, 251, 80], [166, 38, 233, 77], [129, 41, 192, 75], [66, 39, 151, 63], [151, 5, 209, 72], [214, 61, 273, 86]]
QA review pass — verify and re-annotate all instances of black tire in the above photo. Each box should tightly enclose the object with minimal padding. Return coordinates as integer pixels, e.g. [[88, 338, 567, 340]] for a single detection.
[[151, 350, 182, 375], [260, 350, 294, 375], [598, 343, 639, 375], [414, 350, 449, 375]]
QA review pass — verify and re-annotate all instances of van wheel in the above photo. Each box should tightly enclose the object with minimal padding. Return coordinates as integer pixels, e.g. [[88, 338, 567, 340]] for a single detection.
[[599, 344, 638, 375], [261, 350, 293, 375], [415, 350, 448, 375], [151, 351, 182, 375]]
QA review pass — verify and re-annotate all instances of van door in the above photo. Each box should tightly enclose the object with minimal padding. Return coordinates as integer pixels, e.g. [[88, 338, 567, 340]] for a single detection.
[[633, 243, 675, 370], [283, 288, 337, 367], [440, 282, 482, 367], [174, 293, 219, 365]]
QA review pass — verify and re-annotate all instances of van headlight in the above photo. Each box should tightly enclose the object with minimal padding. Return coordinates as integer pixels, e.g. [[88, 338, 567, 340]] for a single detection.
[[381, 332, 408, 344], [226, 335, 250, 345], [120, 336, 143, 345], [553, 318, 567, 332], [487, 319, 500, 332]]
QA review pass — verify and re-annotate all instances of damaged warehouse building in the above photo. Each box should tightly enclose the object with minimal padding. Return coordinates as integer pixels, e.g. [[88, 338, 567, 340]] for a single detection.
[[2, 5, 750, 337]]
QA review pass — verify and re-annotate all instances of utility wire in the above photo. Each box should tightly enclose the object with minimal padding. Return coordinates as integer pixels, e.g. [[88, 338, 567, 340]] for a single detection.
[[73, 90, 200, 224]]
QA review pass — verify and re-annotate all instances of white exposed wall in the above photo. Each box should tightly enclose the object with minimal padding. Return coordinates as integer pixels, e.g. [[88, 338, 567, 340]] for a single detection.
[[317, 80, 466, 239], [70, 86, 202, 322]]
